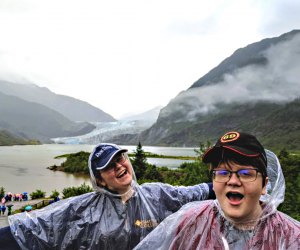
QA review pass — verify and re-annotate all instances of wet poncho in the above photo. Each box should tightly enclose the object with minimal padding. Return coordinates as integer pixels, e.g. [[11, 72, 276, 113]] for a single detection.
[[8, 156, 210, 249], [134, 150, 300, 250]]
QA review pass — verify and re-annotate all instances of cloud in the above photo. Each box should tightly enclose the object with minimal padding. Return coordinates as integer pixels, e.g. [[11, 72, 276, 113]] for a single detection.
[[0, 1, 299, 118], [163, 33, 300, 120]]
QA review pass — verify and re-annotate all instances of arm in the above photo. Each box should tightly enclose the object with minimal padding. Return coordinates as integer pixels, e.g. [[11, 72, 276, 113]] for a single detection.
[[207, 183, 216, 199], [141, 182, 214, 217], [0, 226, 21, 250]]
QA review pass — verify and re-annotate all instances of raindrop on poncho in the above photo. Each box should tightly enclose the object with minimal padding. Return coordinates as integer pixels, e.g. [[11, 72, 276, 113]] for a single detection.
[[134, 150, 300, 250], [8, 145, 211, 250]]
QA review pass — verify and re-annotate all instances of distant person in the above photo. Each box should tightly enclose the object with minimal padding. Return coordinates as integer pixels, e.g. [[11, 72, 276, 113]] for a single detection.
[[22, 192, 28, 201], [7, 205, 12, 216], [135, 131, 300, 249], [24, 206, 32, 212], [0, 143, 215, 249], [53, 195, 60, 202], [1, 204, 6, 215]]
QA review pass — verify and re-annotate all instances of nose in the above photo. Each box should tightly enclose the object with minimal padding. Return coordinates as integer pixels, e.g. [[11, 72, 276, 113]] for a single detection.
[[227, 172, 241, 185], [114, 162, 123, 170]]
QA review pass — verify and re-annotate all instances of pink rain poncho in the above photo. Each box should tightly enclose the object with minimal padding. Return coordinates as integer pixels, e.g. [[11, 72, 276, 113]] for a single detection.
[[7, 148, 211, 250], [135, 150, 300, 249]]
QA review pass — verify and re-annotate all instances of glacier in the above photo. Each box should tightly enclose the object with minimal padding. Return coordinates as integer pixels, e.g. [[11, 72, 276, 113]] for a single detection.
[[51, 120, 151, 144]]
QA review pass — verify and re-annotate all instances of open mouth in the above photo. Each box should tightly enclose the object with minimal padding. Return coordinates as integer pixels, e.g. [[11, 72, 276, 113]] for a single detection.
[[117, 169, 127, 178], [226, 192, 244, 202]]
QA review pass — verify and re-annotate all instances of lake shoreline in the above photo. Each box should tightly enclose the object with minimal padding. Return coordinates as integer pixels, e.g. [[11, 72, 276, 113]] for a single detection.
[[0, 144, 196, 195]]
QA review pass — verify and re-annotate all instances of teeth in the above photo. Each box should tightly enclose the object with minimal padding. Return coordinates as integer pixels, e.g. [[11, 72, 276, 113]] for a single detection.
[[117, 170, 126, 178]]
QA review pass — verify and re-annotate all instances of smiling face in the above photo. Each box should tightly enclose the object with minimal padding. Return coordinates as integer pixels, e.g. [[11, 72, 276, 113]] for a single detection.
[[98, 153, 133, 194], [213, 160, 268, 223]]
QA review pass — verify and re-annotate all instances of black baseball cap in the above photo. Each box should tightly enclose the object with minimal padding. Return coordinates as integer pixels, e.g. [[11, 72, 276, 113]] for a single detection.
[[202, 131, 267, 166]]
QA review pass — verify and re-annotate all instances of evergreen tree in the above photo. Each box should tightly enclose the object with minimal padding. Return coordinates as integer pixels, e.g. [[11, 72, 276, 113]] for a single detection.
[[131, 142, 148, 179], [194, 141, 212, 158], [142, 164, 163, 183]]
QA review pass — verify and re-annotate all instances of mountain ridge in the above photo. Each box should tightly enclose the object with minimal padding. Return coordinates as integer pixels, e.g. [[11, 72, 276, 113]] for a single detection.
[[0, 80, 116, 122], [0, 91, 95, 143], [109, 30, 300, 151], [190, 29, 300, 89]]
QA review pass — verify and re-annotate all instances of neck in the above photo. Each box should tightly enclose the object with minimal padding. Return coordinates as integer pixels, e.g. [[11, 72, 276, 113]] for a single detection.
[[229, 205, 263, 230], [120, 187, 134, 203], [232, 219, 258, 231]]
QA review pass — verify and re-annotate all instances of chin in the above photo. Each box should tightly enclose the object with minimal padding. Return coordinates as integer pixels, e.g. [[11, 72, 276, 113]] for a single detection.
[[122, 177, 132, 186]]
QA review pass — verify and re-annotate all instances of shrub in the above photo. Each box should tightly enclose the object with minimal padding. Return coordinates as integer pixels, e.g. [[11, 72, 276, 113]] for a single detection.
[[62, 183, 93, 199], [30, 189, 46, 199], [50, 190, 60, 199]]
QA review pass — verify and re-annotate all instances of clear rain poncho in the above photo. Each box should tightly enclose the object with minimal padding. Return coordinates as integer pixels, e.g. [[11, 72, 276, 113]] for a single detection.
[[134, 150, 300, 250], [8, 152, 210, 250]]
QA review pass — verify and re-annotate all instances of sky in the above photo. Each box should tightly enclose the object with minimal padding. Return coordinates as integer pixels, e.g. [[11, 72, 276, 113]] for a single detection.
[[0, 0, 299, 119]]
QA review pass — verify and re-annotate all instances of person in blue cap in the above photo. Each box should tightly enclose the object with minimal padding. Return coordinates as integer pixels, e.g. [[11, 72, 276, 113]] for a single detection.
[[0, 143, 215, 249]]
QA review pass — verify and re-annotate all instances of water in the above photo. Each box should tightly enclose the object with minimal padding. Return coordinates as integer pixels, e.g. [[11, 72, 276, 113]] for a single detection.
[[0, 144, 197, 196]]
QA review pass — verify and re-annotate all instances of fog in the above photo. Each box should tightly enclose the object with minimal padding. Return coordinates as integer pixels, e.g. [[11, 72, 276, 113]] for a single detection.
[[165, 33, 300, 119]]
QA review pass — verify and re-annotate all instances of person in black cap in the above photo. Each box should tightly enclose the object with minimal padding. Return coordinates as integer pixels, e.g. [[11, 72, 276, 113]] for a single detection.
[[2, 143, 215, 250], [135, 131, 300, 250]]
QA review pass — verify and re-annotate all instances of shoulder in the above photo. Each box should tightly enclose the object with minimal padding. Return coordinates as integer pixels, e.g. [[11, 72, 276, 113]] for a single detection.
[[261, 211, 300, 239], [179, 200, 215, 219], [257, 211, 300, 248], [173, 201, 216, 237], [275, 211, 300, 231]]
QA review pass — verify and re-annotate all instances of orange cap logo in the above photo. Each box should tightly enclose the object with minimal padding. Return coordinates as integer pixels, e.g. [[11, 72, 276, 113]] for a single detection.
[[220, 131, 240, 143]]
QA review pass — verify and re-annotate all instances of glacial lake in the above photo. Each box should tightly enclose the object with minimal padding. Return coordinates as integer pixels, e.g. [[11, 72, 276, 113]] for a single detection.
[[0, 144, 197, 196]]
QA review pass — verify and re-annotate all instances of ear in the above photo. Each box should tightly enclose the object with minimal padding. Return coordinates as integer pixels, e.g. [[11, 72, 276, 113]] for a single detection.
[[261, 177, 268, 195], [96, 176, 107, 187]]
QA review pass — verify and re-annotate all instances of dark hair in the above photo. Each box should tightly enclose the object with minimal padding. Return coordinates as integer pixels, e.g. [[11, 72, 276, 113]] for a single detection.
[[210, 150, 268, 186]]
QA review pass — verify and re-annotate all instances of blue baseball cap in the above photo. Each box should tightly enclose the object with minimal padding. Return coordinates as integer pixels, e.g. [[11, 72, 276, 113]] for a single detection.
[[90, 143, 128, 172]]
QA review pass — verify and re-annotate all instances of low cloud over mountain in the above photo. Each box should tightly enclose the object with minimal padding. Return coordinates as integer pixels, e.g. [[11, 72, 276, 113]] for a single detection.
[[124, 30, 300, 149], [161, 32, 300, 121]]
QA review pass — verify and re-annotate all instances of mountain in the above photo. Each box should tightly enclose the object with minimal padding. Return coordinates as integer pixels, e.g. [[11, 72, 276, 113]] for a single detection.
[[0, 91, 96, 143], [0, 80, 116, 122], [190, 30, 300, 89], [110, 30, 300, 151], [0, 130, 40, 146], [120, 106, 162, 123]]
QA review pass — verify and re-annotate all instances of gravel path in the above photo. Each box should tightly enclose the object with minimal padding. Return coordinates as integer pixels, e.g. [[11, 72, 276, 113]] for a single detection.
[[0, 199, 45, 228]]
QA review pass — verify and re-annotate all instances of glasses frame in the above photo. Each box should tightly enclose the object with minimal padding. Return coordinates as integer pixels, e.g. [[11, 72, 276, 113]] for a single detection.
[[101, 153, 127, 172], [212, 168, 260, 183]]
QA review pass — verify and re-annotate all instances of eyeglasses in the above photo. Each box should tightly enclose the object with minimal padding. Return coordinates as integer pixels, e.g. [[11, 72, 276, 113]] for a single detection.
[[102, 153, 127, 172], [212, 168, 260, 183]]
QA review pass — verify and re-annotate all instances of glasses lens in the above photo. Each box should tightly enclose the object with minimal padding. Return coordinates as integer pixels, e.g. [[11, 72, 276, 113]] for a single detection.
[[115, 153, 126, 164], [104, 162, 116, 171], [103, 153, 126, 172], [213, 169, 258, 182], [237, 169, 257, 182], [213, 170, 230, 182]]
